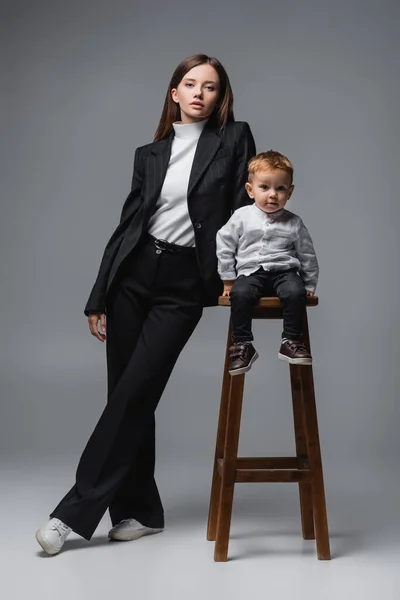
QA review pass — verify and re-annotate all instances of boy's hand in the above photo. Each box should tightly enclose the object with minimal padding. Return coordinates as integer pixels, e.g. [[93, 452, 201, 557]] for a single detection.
[[222, 280, 235, 297], [306, 290, 315, 297]]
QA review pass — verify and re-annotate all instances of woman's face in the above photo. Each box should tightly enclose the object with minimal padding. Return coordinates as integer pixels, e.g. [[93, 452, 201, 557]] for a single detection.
[[171, 64, 220, 124]]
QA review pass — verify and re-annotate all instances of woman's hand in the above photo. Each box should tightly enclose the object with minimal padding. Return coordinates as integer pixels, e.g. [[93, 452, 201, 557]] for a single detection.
[[306, 290, 315, 297], [88, 313, 107, 342]]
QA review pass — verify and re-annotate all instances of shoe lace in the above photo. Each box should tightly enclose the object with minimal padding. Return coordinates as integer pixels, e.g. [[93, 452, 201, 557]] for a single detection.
[[229, 344, 248, 359], [120, 518, 140, 526], [52, 518, 70, 535], [286, 340, 307, 353]]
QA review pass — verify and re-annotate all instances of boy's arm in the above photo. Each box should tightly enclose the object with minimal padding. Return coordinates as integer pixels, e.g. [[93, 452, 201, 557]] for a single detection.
[[216, 212, 242, 295], [294, 219, 319, 293]]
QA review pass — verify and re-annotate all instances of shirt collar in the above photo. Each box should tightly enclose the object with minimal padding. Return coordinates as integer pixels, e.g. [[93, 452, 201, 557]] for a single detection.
[[252, 203, 285, 220], [172, 118, 208, 140]]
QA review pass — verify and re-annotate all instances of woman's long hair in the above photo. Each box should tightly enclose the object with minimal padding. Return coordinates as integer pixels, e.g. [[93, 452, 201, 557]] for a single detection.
[[154, 54, 234, 141]]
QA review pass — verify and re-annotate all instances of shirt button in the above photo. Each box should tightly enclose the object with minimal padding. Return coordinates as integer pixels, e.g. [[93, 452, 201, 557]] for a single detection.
[[194, 222, 202, 229]]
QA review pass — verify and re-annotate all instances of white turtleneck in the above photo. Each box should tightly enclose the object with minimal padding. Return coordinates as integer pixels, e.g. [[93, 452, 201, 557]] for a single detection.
[[147, 118, 208, 246]]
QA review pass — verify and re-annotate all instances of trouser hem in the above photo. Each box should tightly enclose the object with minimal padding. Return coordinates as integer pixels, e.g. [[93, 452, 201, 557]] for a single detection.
[[49, 511, 92, 541], [231, 335, 254, 343]]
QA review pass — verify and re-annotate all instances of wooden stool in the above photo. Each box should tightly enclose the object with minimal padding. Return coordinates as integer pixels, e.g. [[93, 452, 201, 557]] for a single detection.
[[207, 296, 330, 562]]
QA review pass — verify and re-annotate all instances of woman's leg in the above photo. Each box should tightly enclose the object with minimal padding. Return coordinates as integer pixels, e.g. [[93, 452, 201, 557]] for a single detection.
[[49, 242, 203, 540], [104, 261, 162, 528], [107, 414, 161, 528]]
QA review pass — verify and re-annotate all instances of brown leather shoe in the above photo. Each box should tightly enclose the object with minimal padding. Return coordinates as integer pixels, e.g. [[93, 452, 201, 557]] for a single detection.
[[278, 339, 312, 365], [228, 342, 259, 375]]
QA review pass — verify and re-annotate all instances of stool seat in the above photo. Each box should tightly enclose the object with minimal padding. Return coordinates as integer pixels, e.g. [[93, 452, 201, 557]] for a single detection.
[[218, 295, 319, 308], [207, 294, 330, 562]]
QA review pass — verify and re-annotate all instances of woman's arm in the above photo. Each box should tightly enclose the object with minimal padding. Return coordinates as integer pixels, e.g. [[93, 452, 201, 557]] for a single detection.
[[119, 147, 145, 224], [231, 122, 256, 213], [84, 147, 145, 320]]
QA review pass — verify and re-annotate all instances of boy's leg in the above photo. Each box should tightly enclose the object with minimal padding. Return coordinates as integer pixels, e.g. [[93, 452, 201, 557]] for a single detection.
[[271, 269, 312, 365], [228, 269, 270, 375], [270, 269, 307, 340], [229, 269, 268, 342]]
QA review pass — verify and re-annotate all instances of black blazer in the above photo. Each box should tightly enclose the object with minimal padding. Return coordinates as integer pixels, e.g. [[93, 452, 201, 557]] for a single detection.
[[84, 119, 256, 315]]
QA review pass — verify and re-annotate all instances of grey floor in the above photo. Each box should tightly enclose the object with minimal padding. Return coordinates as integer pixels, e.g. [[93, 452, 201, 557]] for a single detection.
[[2, 458, 399, 600]]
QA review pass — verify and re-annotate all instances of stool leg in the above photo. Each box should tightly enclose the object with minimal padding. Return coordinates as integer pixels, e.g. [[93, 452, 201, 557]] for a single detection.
[[214, 373, 245, 562], [207, 320, 232, 541], [290, 363, 315, 540], [300, 313, 331, 560]]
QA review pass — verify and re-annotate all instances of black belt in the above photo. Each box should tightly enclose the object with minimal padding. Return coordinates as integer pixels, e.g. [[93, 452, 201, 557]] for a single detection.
[[147, 233, 196, 256]]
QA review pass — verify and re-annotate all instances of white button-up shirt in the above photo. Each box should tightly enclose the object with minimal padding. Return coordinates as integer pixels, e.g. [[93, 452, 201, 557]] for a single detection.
[[216, 204, 319, 292]]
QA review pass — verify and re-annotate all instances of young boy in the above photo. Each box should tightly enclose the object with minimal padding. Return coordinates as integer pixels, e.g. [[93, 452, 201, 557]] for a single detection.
[[216, 150, 318, 375]]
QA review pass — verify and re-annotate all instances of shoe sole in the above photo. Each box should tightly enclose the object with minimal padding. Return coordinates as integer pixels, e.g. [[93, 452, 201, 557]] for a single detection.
[[278, 352, 312, 365], [108, 528, 164, 542], [35, 529, 60, 555], [228, 351, 259, 376]]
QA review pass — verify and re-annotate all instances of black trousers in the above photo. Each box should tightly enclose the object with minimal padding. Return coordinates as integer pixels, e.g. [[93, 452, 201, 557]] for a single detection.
[[229, 267, 306, 343], [50, 236, 203, 540]]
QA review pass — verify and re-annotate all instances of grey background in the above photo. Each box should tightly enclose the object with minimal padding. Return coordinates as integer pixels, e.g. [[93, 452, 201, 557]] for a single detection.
[[1, 0, 399, 598]]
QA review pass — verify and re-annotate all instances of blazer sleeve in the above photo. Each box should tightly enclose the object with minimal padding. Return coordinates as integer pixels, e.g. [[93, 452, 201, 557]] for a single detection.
[[119, 147, 145, 224], [230, 122, 256, 212], [83, 147, 144, 316]]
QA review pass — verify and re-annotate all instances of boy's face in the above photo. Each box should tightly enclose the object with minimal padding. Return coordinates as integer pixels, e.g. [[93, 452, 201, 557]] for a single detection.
[[245, 169, 294, 214]]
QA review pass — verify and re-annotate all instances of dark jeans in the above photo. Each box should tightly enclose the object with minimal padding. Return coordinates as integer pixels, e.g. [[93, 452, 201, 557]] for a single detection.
[[229, 267, 306, 343], [50, 235, 203, 540]]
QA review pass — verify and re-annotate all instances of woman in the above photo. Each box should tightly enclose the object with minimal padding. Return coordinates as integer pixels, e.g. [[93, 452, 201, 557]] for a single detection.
[[36, 54, 256, 555]]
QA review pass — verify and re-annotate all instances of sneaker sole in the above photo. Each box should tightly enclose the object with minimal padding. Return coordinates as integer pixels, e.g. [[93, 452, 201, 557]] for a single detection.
[[278, 352, 312, 365], [228, 351, 259, 376], [108, 528, 164, 542], [35, 529, 60, 555]]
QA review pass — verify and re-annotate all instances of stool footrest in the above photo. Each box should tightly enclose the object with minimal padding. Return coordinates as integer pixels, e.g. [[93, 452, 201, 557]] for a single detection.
[[236, 457, 310, 469], [217, 457, 312, 483]]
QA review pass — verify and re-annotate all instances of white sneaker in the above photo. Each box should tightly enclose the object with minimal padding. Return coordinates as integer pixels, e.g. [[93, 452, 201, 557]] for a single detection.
[[108, 518, 163, 541], [36, 518, 72, 555]]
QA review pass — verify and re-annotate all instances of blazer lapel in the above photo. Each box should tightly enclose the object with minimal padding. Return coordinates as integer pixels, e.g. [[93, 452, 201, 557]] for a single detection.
[[144, 132, 174, 215], [187, 122, 221, 198], [144, 121, 221, 216]]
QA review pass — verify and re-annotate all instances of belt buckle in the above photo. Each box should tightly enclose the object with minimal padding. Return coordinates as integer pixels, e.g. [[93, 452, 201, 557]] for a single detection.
[[154, 238, 167, 254]]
